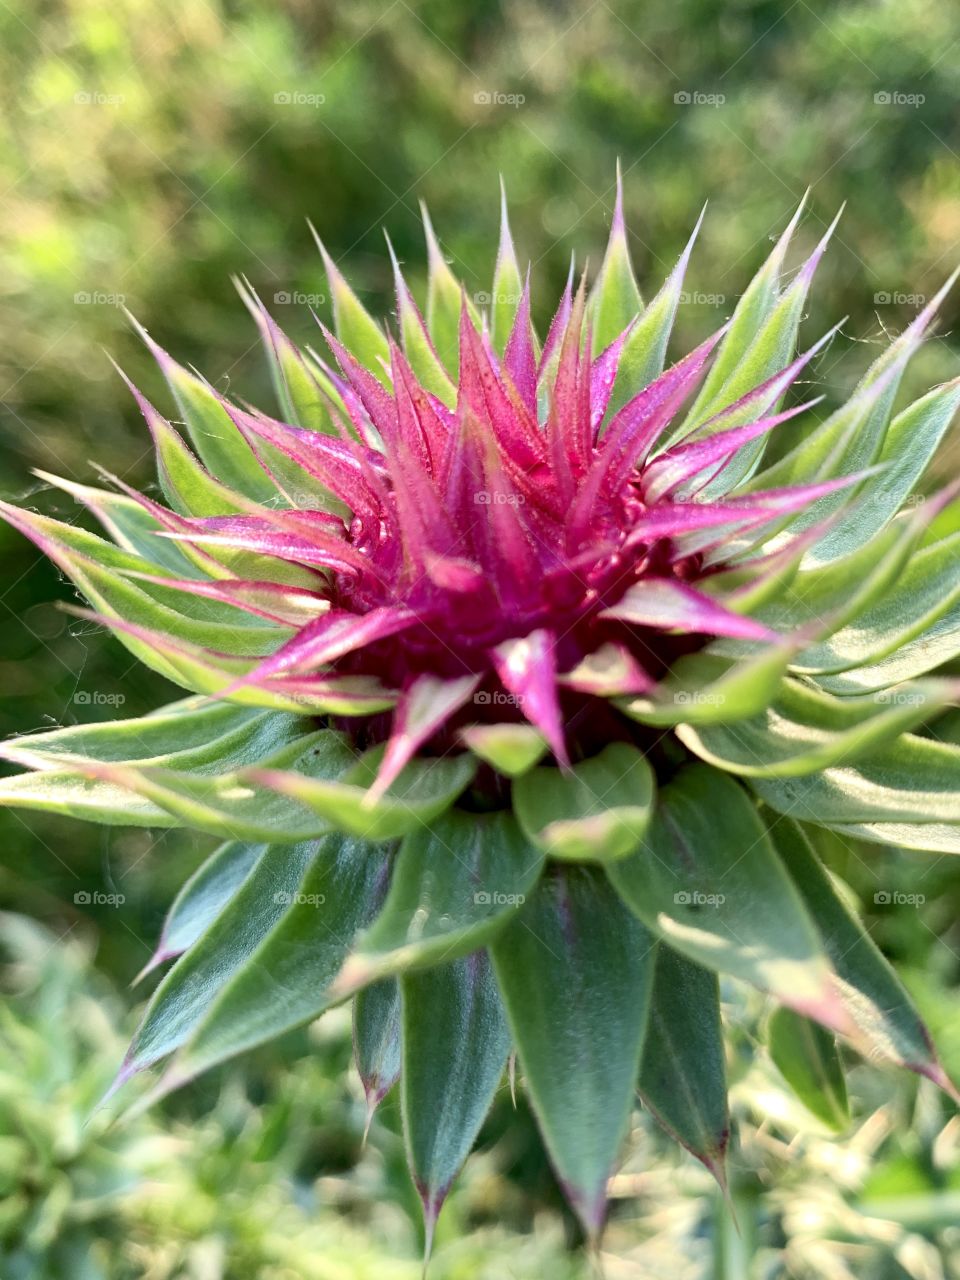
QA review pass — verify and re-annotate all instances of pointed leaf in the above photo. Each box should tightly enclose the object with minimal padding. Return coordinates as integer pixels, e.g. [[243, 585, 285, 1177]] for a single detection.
[[679, 678, 958, 777], [638, 946, 728, 1179], [334, 809, 542, 996], [768, 1007, 849, 1130], [770, 816, 956, 1091], [164, 834, 389, 1086], [141, 841, 268, 977], [249, 746, 476, 841], [491, 865, 657, 1237], [402, 951, 510, 1247], [354, 978, 402, 1116], [608, 765, 848, 1030]]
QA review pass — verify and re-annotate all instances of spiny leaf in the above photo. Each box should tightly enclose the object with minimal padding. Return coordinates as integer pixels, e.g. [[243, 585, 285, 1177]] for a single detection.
[[332, 808, 543, 995], [638, 946, 728, 1181], [679, 678, 958, 777], [491, 865, 657, 1239], [608, 765, 849, 1030], [161, 834, 389, 1088], [354, 978, 402, 1125], [768, 1006, 850, 1130], [770, 816, 956, 1092], [401, 950, 510, 1256], [138, 841, 268, 980]]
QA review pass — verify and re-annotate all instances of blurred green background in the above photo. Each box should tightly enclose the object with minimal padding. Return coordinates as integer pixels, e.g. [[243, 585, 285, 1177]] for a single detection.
[[2, 0, 960, 1274]]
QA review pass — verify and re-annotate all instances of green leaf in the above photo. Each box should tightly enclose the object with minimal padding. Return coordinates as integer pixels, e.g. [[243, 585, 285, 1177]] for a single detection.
[[237, 279, 339, 434], [513, 742, 654, 862], [0, 703, 320, 829], [752, 508, 931, 638], [121, 839, 322, 1077], [458, 723, 547, 776], [142, 841, 268, 977], [638, 946, 728, 1180], [136, 323, 276, 501], [589, 174, 643, 351], [678, 678, 957, 777], [35, 472, 205, 576], [746, 285, 942, 498], [333, 809, 543, 994], [770, 817, 956, 1090], [105, 732, 360, 840], [1, 699, 302, 773], [491, 865, 656, 1237], [0, 769, 177, 828], [387, 238, 457, 405], [354, 978, 402, 1118], [608, 765, 846, 1028], [768, 1007, 849, 1131], [421, 203, 469, 376], [606, 211, 702, 415], [795, 531, 960, 676], [675, 201, 819, 475], [619, 638, 802, 728], [401, 951, 510, 1248], [491, 184, 523, 352], [249, 746, 476, 841], [162, 834, 389, 1087], [313, 231, 391, 383], [809, 378, 960, 565], [751, 732, 960, 852]]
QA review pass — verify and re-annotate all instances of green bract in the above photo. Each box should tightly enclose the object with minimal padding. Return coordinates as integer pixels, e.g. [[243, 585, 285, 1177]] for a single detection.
[[2, 175, 959, 1255]]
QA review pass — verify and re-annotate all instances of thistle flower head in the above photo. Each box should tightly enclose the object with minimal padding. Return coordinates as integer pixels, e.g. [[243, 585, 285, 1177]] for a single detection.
[[3, 175, 960, 1254]]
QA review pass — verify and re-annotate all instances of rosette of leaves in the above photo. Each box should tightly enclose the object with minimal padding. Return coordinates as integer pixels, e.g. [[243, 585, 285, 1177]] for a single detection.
[[2, 176, 959, 1254]]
